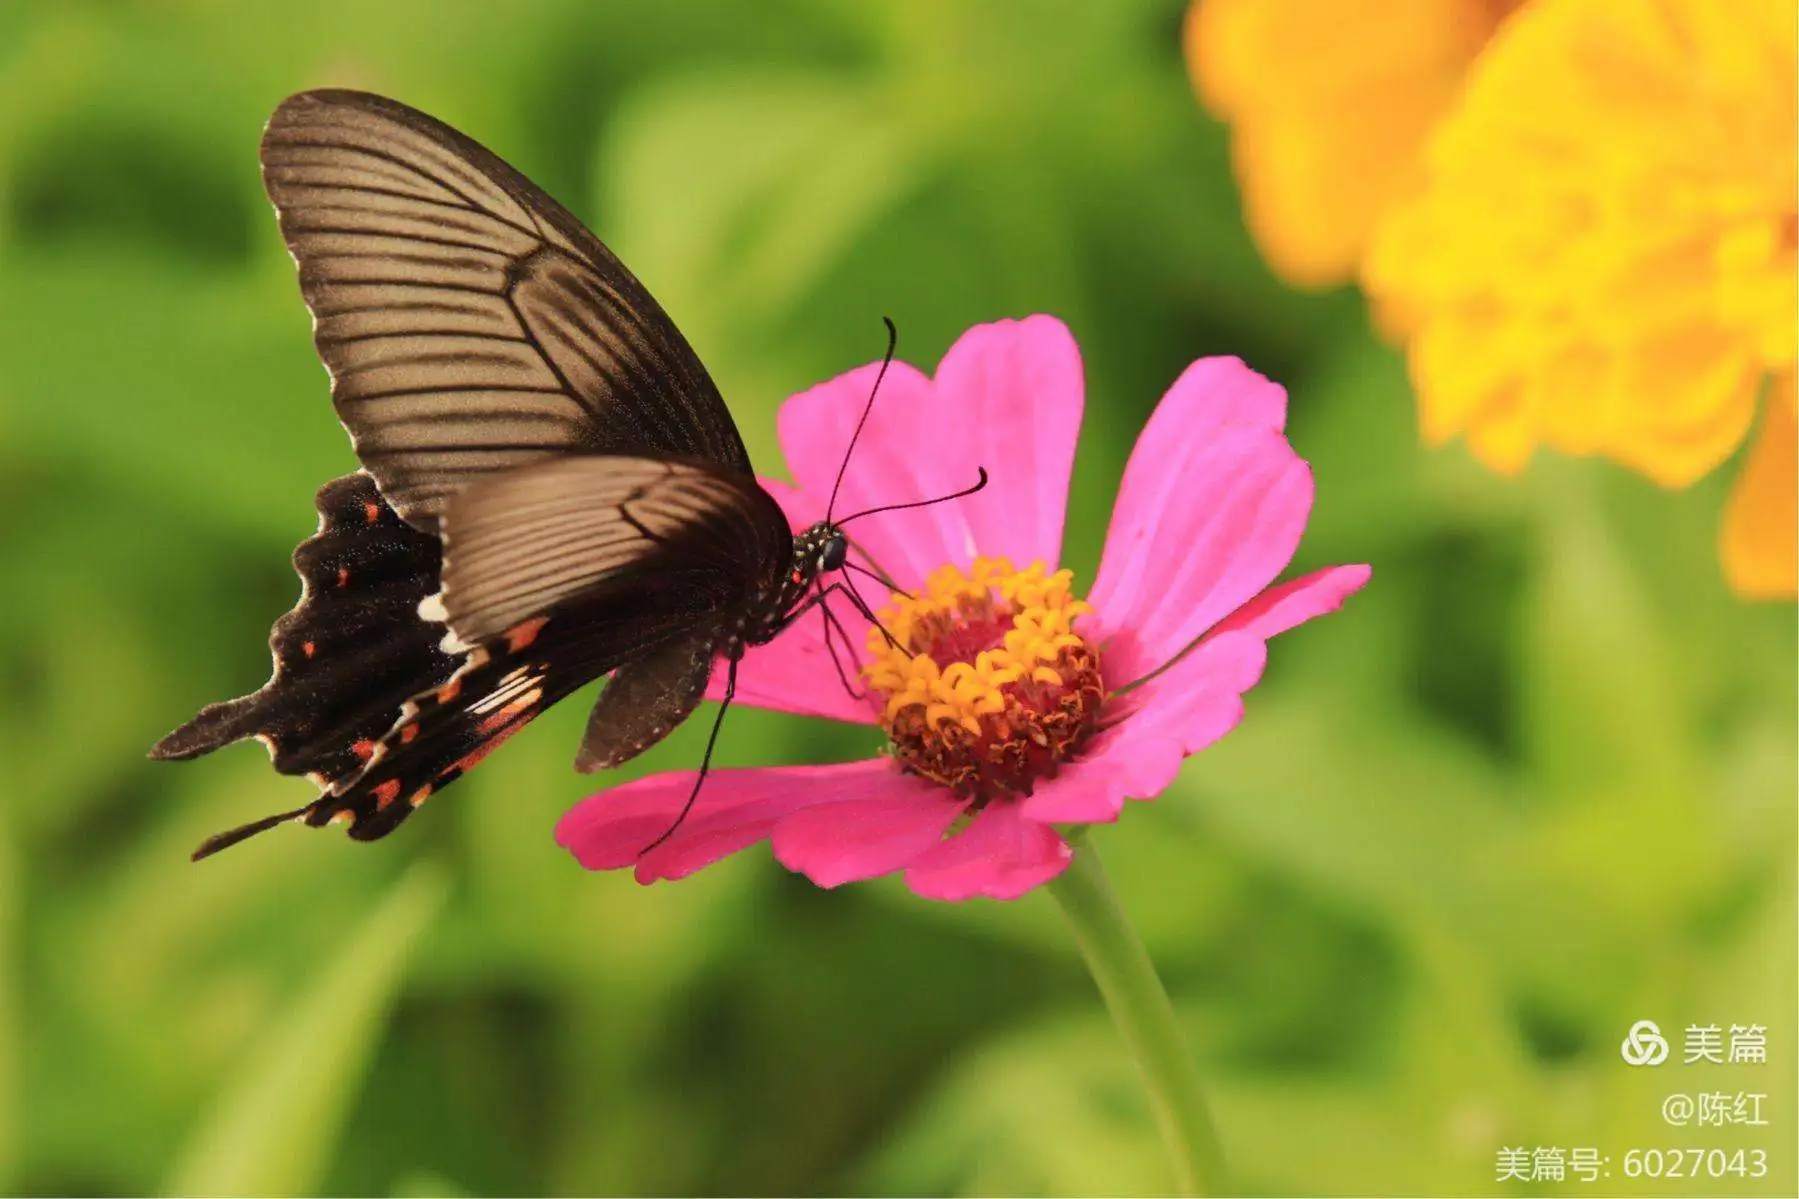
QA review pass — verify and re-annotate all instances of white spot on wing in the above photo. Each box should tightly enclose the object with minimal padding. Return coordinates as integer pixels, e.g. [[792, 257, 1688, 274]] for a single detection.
[[419, 590, 472, 653]]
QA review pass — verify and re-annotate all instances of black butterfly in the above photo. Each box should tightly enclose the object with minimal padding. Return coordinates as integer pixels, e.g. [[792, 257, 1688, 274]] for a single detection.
[[150, 89, 975, 860]]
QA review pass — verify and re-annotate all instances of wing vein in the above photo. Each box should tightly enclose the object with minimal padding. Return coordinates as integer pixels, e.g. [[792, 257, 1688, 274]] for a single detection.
[[268, 136, 501, 222]]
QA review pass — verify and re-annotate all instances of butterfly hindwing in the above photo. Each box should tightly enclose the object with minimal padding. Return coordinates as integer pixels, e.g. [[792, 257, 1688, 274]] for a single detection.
[[302, 612, 727, 843], [182, 458, 787, 857], [151, 472, 458, 788], [295, 627, 580, 845], [260, 89, 753, 530], [190, 619, 578, 859]]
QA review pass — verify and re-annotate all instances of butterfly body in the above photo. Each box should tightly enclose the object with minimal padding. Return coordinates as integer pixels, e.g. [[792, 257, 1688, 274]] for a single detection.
[[153, 89, 856, 858], [742, 522, 848, 648]]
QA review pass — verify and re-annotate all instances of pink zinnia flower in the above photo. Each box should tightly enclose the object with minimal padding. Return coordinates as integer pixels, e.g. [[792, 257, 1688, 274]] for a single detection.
[[557, 316, 1369, 900]]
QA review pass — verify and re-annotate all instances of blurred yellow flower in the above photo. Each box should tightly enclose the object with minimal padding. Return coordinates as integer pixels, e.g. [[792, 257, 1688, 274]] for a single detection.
[[1364, 0, 1795, 596], [1185, 0, 1515, 288], [1722, 374, 1796, 599], [1189, 0, 1796, 599]]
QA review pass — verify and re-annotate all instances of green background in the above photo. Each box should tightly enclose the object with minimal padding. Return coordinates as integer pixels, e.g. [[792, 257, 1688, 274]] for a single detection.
[[0, 2, 1792, 1195]]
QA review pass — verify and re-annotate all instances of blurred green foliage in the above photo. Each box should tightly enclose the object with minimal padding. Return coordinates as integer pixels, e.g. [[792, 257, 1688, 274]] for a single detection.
[[0, 2, 1792, 1195]]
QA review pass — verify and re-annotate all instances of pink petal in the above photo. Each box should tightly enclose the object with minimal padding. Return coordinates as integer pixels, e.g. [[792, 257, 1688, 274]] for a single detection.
[[1090, 414, 1313, 683], [1025, 568, 1370, 824], [706, 622, 881, 726], [775, 360, 970, 591], [770, 316, 1087, 592], [903, 803, 1073, 901], [1103, 630, 1269, 751], [1013, 758, 1142, 825], [1022, 632, 1268, 823], [756, 473, 818, 528], [1016, 743, 1179, 824], [1164, 355, 1290, 433], [921, 315, 1084, 570], [556, 758, 895, 884], [1208, 564, 1372, 643], [771, 787, 966, 888]]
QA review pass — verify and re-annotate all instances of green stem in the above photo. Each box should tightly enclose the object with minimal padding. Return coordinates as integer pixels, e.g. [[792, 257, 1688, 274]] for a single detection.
[[1047, 834, 1228, 1197]]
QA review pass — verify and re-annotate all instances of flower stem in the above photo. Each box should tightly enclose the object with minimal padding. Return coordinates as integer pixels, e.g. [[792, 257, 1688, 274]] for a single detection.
[[1047, 834, 1227, 1196]]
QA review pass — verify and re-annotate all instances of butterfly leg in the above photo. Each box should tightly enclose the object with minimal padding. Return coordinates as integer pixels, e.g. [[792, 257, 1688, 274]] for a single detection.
[[842, 537, 911, 598], [817, 593, 867, 700], [836, 574, 911, 657], [846, 558, 910, 598], [778, 580, 909, 658], [637, 654, 737, 858]]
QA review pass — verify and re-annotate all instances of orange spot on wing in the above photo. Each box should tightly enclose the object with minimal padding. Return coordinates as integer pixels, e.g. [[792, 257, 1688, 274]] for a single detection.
[[410, 784, 433, 806], [437, 678, 462, 703], [504, 616, 549, 653], [372, 778, 403, 809], [400, 724, 419, 744], [351, 739, 376, 761], [302, 640, 317, 658], [364, 500, 381, 524], [336, 567, 351, 588], [454, 719, 527, 774]]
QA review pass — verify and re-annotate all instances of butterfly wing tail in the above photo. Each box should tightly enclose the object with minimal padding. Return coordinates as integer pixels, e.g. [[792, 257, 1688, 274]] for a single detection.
[[189, 804, 316, 862], [149, 693, 263, 761]]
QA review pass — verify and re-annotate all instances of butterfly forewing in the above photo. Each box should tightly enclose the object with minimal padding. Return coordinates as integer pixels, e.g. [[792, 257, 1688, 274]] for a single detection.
[[434, 454, 798, 775], [261, 89, 751, 529]]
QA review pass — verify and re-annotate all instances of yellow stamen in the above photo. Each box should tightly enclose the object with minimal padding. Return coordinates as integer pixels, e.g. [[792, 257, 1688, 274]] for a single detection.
[[862, 557, 1104, 801], [865, 558, 1093, 732]]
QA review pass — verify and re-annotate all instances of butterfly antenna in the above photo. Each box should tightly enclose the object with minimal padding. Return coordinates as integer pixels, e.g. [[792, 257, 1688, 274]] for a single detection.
[[836, 466, 989, 526], [826, 317, 899, 525]]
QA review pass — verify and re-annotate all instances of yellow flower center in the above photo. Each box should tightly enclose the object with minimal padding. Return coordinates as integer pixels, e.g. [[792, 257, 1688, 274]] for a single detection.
[[863, 556, 1104, 803]]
